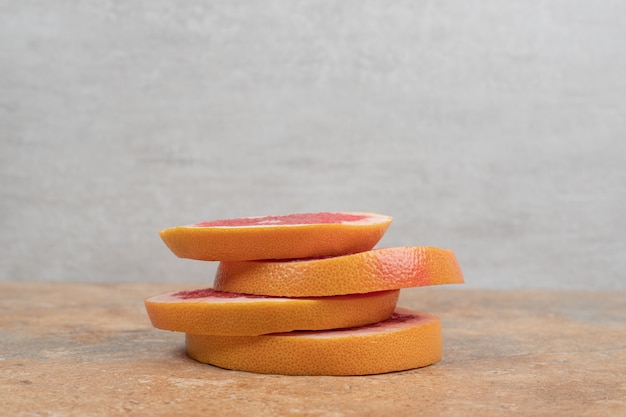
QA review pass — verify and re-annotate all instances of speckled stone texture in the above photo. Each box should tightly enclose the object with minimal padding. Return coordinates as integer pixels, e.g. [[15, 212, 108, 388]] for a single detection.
[[2, 282, 625, 416], [1, 1, 625, 289]]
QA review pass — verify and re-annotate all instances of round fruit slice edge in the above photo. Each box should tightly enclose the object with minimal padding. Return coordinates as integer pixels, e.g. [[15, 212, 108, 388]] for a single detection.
[[214, 246, 464, 296], [185, 307, 442, 376], [159, 212, 393, 261], [144, 288, 400, 336]]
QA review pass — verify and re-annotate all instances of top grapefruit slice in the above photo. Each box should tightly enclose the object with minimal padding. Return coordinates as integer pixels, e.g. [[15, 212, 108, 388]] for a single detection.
[[159, 212, 392, 261]]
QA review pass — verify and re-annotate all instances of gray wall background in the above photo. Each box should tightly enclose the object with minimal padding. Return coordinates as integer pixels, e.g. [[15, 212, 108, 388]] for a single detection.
[[2, 0, 624, 289]]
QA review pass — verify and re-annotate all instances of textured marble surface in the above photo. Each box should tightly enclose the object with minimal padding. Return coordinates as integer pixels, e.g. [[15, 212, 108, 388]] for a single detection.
[[2, 282, 625, 416], [1, 1, 625, 289]]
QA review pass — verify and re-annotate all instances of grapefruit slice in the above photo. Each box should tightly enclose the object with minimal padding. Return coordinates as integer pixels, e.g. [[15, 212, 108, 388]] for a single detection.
[[214, 246, 464, 297], [144, 288, 399, 336], [186, 308, 442, 376], [158, 212, 392, 261]]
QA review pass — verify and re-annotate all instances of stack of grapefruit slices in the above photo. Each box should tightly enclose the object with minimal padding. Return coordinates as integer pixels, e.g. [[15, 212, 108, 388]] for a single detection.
[[145, 212, 464, 375]]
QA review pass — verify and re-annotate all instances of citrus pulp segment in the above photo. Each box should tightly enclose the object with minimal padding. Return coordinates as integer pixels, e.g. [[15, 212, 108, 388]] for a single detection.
[[159, 212, 392, 261], [144, 288, 399, 336], [185, 308, 442, 375], [213, 246, 464, 297]]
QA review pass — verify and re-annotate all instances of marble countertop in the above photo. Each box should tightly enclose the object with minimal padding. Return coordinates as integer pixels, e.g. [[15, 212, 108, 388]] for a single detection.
[[2, 282, 624, 416]]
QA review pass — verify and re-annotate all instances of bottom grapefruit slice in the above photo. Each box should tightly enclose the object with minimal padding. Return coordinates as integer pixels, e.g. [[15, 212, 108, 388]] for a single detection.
[[186, 308, 442, 375], [145, 288, 399, 336]]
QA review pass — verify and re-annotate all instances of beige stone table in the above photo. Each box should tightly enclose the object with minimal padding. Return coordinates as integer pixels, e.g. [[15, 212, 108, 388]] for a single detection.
[[1, 282, 624, 416]]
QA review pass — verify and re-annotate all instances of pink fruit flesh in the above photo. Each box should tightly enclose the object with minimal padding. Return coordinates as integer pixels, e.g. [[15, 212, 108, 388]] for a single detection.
[[172, 288, 268, 300], [285, 311, 417, 336], [194, 212, 369, 227], [171, 288, 396, 302], [274, 307, 428, 338]]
